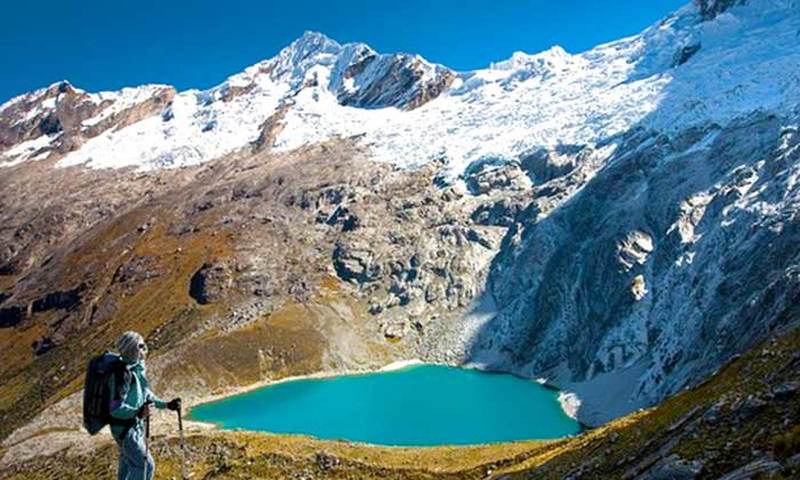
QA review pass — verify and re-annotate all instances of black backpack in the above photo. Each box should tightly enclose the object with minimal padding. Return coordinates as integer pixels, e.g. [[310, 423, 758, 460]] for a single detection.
[[82, 351, 135, 435]]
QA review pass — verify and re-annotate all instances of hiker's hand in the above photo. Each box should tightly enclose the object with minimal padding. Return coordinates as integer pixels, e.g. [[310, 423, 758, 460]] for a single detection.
[[137, 403, 151, 418], [167, 398, 182, 411]]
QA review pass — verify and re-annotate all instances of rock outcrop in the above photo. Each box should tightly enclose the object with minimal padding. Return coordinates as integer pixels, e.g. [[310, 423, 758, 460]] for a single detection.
[[695, 0, 747, 20]]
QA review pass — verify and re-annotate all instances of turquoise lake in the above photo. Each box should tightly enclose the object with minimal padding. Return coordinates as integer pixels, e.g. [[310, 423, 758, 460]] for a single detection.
[[189, 364, 582, 446]]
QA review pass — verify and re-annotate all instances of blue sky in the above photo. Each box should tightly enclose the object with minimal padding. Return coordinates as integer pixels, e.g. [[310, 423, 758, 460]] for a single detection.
[[1, 0, 687, 102]]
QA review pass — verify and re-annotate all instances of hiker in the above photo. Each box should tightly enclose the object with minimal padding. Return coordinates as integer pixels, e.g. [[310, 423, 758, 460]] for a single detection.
[[109, 331, 181, 480]]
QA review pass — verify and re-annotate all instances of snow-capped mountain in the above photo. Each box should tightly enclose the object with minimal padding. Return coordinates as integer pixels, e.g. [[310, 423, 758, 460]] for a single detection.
[[1, 0, 800, 430], [3, 0, 797, 176], [0, 30, 454, 170]]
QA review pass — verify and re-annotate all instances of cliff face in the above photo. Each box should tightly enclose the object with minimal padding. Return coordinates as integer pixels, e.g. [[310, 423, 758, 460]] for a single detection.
[[469, 113, 800, 424], [0, 0, 799, 451], [460, 0, 800, 424]]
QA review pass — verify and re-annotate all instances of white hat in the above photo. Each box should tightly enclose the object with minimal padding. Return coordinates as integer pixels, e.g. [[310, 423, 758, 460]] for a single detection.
[[116, 331, 145, 362]]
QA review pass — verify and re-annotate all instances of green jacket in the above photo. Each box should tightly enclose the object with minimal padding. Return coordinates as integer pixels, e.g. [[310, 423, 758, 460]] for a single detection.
[[108, 360, 166, 440]]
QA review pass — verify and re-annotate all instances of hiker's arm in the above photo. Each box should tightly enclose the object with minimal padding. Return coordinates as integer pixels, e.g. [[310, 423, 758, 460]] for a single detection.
[[146, 388, 167, 409], [108, 374, 139, 420]]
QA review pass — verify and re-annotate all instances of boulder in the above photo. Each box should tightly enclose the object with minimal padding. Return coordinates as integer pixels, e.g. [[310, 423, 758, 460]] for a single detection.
[[471, 199, 523, 227], [332, 243, 380, 284], [636, 454, 702, 480], [32, 337, 55, 356], [189, 262, 232, 305], [735, 395, 768, 421], [716, 458, 780, 480], [463, 159, 529, 195], [771, 382, 800, 400]]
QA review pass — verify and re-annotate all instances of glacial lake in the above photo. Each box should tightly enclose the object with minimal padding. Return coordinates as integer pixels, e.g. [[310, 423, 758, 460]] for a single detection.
[[189, 364, 582, 446]]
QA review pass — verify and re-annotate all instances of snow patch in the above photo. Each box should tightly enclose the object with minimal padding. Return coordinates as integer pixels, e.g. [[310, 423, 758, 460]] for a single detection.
[[618, 231, 654, 270], [59, 81, 288, 170], [380, 359, 425, 372], [1, 134, 58, 167], [82, 85, 170, 127], [558, 392, 582, 420], [668, 191, 714, 244]]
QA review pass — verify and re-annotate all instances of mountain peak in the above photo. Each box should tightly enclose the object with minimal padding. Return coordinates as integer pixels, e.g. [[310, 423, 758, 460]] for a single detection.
[[266, 30, 344, 86], [260, 30, 454, 110], [493, 45, 572, 72], [296, 30, 337, 44], [286, 30, 341, 55]]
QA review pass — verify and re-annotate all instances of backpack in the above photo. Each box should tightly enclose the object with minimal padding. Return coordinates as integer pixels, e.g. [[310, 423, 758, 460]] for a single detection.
[[82, 351, 134, 435]]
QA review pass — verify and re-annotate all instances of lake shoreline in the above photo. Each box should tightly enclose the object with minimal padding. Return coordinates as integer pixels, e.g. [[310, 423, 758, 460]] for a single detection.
[[185, 359, 432, 429], [188, 360, 584, 445]]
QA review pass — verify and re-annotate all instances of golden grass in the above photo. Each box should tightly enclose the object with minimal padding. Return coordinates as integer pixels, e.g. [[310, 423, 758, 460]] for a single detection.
[[0, 276, 15, 291], [0, 204, 234, 439], [158, 302, 327, 396], [0, 322, 44, 378]]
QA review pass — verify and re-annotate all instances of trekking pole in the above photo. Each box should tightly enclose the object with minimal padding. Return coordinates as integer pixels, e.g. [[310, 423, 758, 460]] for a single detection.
[[143, 401, 152, 480], [144, 414, 150, 480], [178, 407, 189, 479]]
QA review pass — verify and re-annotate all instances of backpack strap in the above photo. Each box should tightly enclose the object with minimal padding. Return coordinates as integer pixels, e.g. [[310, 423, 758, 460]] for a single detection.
[[109, 361, 137, 438], [112, 362, 130, 401]]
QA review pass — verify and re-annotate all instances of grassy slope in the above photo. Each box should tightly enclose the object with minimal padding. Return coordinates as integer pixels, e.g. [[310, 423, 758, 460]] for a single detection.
[[0, 205, 234, 440]]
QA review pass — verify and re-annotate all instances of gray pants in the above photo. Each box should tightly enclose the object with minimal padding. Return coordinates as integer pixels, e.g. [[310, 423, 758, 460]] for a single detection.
[[115, 423, 154, 480]]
